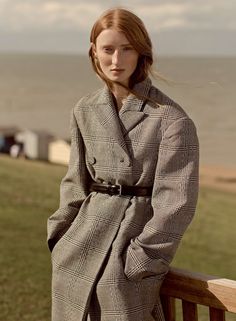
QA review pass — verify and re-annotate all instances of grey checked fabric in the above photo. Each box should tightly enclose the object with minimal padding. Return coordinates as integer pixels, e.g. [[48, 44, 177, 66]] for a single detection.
[[47, 77, 199, 321]]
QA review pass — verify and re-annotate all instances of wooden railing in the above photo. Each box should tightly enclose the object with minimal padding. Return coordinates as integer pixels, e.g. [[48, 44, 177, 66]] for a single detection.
[[160, 267, 236, 321]]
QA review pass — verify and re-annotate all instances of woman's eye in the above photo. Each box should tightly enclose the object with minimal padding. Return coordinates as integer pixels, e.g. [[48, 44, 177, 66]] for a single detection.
[[123, 46, 133, 51], [103, 47, 113, 53]]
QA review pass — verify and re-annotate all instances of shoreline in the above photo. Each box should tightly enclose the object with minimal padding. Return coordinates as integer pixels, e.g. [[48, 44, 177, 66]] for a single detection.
[[200, 165, 236, 194]]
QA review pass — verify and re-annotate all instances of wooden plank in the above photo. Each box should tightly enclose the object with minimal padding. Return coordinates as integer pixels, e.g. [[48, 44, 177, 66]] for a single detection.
[[161, 295, 176, 321], [161, 267, 236, 313], [209, 307, 225, 321], [182, 300, 198, 321]]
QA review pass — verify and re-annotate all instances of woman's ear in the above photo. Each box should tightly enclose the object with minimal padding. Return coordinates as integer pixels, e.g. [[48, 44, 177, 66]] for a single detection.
[[90, 42, 97, 58]]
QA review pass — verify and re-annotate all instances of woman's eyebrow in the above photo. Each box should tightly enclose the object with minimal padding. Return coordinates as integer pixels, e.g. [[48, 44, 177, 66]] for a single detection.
[[101, 43, 131, 47]]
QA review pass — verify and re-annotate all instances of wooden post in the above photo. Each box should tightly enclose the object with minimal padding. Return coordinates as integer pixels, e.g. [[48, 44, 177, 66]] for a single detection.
[[209, 307, 225, 321], [161, 295, 176, 321], [182, 300, 198, 321]]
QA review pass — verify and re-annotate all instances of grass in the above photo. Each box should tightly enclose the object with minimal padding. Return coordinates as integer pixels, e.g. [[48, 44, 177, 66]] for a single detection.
[[0, 155, 66, 321], [0, 154, 236, 321], [173, 186, 236, 279]]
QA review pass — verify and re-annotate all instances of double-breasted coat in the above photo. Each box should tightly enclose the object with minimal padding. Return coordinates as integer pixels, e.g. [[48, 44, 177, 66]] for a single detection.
[[47, 77, 199, 321]]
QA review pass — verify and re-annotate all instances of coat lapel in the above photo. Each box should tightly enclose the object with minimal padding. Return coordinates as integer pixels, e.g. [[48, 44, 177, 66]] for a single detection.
[[119, 78, 152, 134], [93, 78, 152, 156], [94, 86, 129, 155]]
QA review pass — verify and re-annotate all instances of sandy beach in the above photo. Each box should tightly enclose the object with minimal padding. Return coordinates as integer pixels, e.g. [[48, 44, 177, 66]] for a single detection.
[[200, 165, 236, 194]]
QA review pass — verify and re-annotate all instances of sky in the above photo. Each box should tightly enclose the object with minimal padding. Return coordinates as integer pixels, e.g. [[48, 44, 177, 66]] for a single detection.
[[0, 0, 235, 56]]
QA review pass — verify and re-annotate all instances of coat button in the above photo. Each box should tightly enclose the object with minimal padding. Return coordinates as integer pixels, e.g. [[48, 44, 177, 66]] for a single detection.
[[88, 156, 96, 165], [120, 157, 124, 163]]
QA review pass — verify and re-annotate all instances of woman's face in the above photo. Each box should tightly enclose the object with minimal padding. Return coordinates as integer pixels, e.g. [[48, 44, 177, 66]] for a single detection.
[[93, 29, 139, 86]]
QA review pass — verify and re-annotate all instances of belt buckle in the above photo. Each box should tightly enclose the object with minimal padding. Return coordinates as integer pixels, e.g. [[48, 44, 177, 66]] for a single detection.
[[107, 183, 120, 195], [117, 183, 123, 196]]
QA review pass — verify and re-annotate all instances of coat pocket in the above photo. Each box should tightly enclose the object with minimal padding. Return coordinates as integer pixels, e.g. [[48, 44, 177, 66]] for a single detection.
[[50, 211, 79, 258], [122, 239, 169, 282]]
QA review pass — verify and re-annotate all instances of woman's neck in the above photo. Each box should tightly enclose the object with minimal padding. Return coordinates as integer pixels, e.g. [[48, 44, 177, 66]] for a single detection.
[[111, 84, 129, 112]]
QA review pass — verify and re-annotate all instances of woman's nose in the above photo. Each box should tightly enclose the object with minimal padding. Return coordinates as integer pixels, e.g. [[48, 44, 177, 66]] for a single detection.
[[112, 50, 121, 65]]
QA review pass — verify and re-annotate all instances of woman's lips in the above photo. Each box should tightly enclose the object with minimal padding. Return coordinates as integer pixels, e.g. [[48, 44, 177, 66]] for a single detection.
[[111, 69, 125, 72]]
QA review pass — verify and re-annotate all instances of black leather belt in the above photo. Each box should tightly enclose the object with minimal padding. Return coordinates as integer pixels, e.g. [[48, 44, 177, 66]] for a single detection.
[[89, 182, 152, 197]]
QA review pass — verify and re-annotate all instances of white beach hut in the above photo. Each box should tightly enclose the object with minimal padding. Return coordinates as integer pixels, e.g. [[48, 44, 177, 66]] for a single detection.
[[15, 129, 53, 160], [48, 139, 70, 165]]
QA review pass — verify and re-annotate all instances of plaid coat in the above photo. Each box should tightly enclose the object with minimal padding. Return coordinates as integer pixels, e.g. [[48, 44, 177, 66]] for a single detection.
[[47, 77, 199, 321]]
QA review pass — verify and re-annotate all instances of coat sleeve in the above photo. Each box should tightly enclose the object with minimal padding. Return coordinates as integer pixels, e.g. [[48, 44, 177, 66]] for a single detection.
[[47, 107, 91, 252], [124, 117, 199, 281]]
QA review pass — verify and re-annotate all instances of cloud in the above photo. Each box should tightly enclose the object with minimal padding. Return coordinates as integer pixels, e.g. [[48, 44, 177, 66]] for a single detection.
[[135, 1, 236, 32], [0, 0, 235, 55], [0, 1, 104, 32], [1, 0, 236, 34]]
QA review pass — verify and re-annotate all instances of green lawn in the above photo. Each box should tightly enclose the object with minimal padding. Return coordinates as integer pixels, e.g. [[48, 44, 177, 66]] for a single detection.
[[0, 155, 235, 321]]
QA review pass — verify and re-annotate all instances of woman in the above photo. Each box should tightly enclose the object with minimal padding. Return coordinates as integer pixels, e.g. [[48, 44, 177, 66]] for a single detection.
[[47, 7, 199, 321]]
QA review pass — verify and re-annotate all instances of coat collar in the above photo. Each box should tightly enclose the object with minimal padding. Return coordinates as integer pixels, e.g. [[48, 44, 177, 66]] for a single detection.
[[93, 77, 152, 157]]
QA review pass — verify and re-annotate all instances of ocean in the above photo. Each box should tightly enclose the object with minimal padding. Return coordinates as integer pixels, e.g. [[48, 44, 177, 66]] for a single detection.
[[0, 53, 235, 166]]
